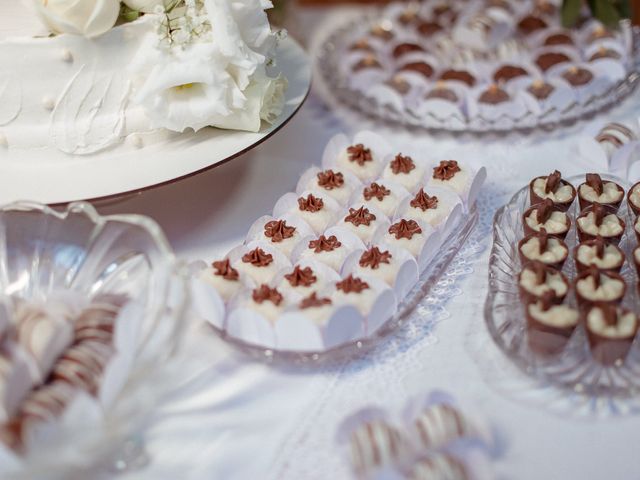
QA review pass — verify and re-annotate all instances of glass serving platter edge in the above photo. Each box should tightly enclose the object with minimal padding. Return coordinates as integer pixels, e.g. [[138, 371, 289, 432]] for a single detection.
[[484, 174, 640, 399], [316, 14, 640, 135], [209, 206, 478, 366]]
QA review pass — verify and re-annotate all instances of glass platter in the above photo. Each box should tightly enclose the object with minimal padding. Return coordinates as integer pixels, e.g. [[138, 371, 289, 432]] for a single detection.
[[315, 13, 640, 135], [484, 174, 640, 399], [209, 206, 478, 366]]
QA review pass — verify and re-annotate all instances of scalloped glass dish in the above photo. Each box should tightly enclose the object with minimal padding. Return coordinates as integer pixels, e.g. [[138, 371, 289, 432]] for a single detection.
[[485, 174, 640, 400], [316, 13, 640, 135], [210, 206, 478, 365], [0, 202, 187, 478]]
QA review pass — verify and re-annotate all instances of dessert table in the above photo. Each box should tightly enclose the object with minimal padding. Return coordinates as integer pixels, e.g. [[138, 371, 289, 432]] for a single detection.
[[96, 81, 640, 478]]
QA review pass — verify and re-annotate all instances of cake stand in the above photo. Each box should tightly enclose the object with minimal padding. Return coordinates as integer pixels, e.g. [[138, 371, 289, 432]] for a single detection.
[[0, 37, 311, 206]]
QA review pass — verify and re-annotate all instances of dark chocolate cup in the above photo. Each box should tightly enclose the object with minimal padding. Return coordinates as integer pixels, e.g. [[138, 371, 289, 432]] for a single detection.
[[576, 204, 625, 245], [518, 234, 568, 270], [525, 306, 577, 356], [577, 181, 624, 211], [574, 270, 627, 311], [518, 269, 569, 305], [634, 247, 640, 277], [585, 312, 637, 366], [573, 242, 625, 274], [522, 205, 570, 239], [529, 176, 576, 211], [626, 182, 640, 216]]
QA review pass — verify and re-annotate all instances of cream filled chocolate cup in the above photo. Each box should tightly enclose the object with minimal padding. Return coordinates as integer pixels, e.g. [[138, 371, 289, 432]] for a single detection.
[[574, 236, 625, 273], [518, 261, 569, 305], [634, 246, 640, 277], [577, 173, 624, 211], [522, 199, 570, 239], [634, 216, 640, 244], [627, 181, 640, 216], [574, 267, 626, 309], [529, 170, 576, 211], [200, 258, 246, 302], [525, 294, 579, 356], [576, 203, 625, 244], [518, 230, 569, 269], [585, 303, 639, 365]]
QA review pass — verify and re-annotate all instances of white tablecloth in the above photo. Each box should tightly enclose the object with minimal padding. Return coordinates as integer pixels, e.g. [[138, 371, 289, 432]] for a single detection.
[[99, 29, 640, 479]]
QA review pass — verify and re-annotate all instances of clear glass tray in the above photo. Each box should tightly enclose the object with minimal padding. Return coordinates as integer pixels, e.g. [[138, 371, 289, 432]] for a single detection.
[[211, 206, 478, 366], [315, 13, 640, 135], [485, 174, 640, 399]]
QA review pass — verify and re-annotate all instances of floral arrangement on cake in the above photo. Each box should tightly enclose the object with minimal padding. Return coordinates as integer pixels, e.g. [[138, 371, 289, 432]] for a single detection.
[[18, 0, 287, 136]]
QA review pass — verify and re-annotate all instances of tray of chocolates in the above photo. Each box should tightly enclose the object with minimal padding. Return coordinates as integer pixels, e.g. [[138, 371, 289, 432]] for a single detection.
[[315, 0, 640, 134], [485, 171, 640, 397], [191, 131, 486, 363]]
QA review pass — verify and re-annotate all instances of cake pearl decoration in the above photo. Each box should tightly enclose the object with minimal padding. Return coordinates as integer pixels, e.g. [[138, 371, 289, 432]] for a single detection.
[[42, 96, 56, 111]]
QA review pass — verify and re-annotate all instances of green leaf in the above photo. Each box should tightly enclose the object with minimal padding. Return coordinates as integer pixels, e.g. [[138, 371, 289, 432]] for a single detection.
[[593, 0, 621, 27], [121, 9, 140, 22], [561, 0, 582, 27]]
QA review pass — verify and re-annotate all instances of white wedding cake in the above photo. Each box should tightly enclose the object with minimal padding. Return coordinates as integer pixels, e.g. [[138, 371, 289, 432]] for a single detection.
[[0, 0, 288, 161]]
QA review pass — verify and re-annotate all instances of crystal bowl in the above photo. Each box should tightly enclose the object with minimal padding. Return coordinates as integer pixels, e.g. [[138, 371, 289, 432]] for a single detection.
[[0, 201, 187, 478]]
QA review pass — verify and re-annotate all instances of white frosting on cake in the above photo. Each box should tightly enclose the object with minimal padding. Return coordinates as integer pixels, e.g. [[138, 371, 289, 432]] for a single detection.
[[525, 210, 568, 234], [428, 165, 470, 195], [587, 308, 637, 338], [576, 275, 625, 301], [244, 297, 285, 324], [384, 230, 425, 257], [333, 286, 378, 315], [382, 159, 426, 192], [528, 302, 579, 328], [576, 244, 623, 269], [519, 269, 567, 296], [335, 148, 382, 181], [520, 237, 567, 263], [579, 182, 623, 203], [577, 212, 623, 236], [298, 303, 335, 325], [200, 266, 243, 302], [233, 258, 279, 285], [532, 177, 574, 202]]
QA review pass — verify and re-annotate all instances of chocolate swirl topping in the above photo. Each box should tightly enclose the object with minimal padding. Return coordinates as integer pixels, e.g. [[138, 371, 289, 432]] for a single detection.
[[212, 259, 239, 281], [347, 144, 373, 166], [252, 285, 283, 306], [242, 248, 273, 267], [298, 193, 324, 213], [309, 235, 342, 253], [390, 154, 416, 174], [433, 160, 461, 181], [364, 183, 391, 201], [585, 173, 604, 196], [535, 198, 555, 224], [336, 275, 370, 294], [389, 219, 423, 240], [359, 247, 392, 269], [300, 292, 332, 309], [545, 170, 562, 193], [264, 220, 296, 243], [317, 170, 344, 190], [345, 206, 376, 227], [411, 189, 438, 211], [285, 265, 317, 287]]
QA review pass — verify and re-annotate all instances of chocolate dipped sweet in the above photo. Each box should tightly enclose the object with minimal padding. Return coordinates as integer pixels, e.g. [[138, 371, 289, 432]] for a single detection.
[[595, 123, 636, 161], [526, 292, 579, 356], [529, 170, 576, 211], [518, 229, 569, 269], [299, 234, 348, 272], [574, 236, 625, 273], [342, 205, 385, 244], [627, 181, 640, 216], [576, 203, 625, 244], [585, 303, 639, 365], [517, 14, 547, 35], [384, 219, 428, 257], [574, 267, 626, 309], [439, 69, 476, 87], [200, 258, 244, 302], [562, 66, 594, 87], [535, 52, 570, 72], [634, 216, 640, 244], [518, 261, 569, 305], [522, 199, 570, 239], [382, 153, 426, 192], [577, 173, 624, 210], [478, 84, 510, 105]]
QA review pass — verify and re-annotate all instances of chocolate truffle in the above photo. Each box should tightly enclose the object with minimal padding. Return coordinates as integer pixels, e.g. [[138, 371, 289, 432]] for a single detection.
[[526, 295, 579, 355], [518, 230, 569, 269], [527, 80, 555, 100], [200, 258, 244, 302], [384, 219, 428, 257], [417, 21, 443, 37], [562, 66, 594, 87], [585, 304, 638, 365], [335, 143, 381, 181], [333, 275, 379, 316], [361, 181, 400, 217], [382, 153, 426, 192], [543, 32, 573, 46], [392, 42, 424, 58], [518, 261, 569, 305], [428, 160, 470, 197], [576, 203, 625, 244], [398, 61, 434, 79], [342, 205, 383, 244], [596, 123, 637, 161], [300, 234, 348, 272], [522, 199, 570, 239], [574, 237, 625, 273], [577, 173, 624, 210], [529, 170, 576, 211], [589, 47, 622, 61], [535, 52, 570, 72], [517, 15, 547, 35], [352, 55, 382, 73], [311, 169, 354, 205], [425, 84, 459, 103], [439, 69, 476, 87], [404, 188, 452, 229], [233, 246, 279, 284], [478, 85, 510, 105], [493, 65, 528, 84]]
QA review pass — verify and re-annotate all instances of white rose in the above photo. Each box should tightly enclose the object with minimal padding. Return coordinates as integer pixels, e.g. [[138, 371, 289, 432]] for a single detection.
[[33, 0, 120, 38], [122, 0, 172, 13]]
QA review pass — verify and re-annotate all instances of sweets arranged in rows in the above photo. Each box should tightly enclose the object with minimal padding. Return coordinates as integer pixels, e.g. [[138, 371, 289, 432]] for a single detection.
[[193, 132, 485, 352], [0, 295, 127, 452], [518, 170, 640, 365], [342, 0, 632, 124]]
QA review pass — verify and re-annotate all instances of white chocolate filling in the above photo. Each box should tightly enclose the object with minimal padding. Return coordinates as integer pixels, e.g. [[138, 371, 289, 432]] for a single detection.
[[520, 237, 567, 263], [587, 308, 638, 338], [577, 212, 623, 237], [382, 162, 426, 191], [528, 302, 579, 328], [576, 275, 625, 301], [300, 247, 347, 272], [233, 259, 279, 285], [576, 244, 623, 269], [244, 299, 285, 324], [405, 199, 453, 228], [200, 267, 242, 302], [333, 288, 379, 315], [629, 186, 640, 210], [635, 216, 640, 234], [519, 269, 568, 297], [383, 232, 425, 257], [525, 210, 568, 234], [635, 247, 640, 265], [295, 209, 334, 234], [429, 166, 470, 195], [355, 260, 400, 287], [261, 231, 302, 257], [342, 219, 380, 244], [363, 191, 401, 218], [579, 182, 623, 204], [532, 177, 574, 203]]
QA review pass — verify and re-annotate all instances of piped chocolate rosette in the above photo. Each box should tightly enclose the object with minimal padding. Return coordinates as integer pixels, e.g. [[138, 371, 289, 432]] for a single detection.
[[0, 296, 126, 451], [529, 170, 576, 211]]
